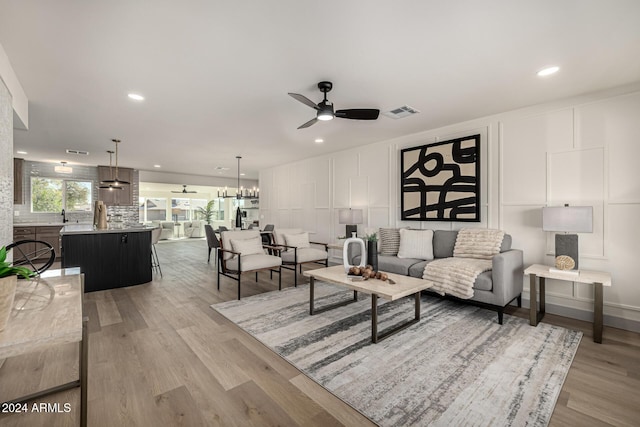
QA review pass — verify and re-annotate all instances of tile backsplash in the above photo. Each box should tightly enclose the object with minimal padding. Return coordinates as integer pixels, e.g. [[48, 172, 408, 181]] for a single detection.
[[14, 160, 139, 225]]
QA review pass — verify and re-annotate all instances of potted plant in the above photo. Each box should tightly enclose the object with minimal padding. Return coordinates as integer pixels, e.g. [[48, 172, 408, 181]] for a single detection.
[[364, 232, 378, 271], [0, 246, 32, 331], [197, 200, 216, 225]]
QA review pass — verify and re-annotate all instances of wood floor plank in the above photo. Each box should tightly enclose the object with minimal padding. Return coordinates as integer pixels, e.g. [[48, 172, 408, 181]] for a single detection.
[[175, 325, 251, 391], [93, 290, 123, 327], [1, 239, 638, 426], [289, 373, 376, 427]]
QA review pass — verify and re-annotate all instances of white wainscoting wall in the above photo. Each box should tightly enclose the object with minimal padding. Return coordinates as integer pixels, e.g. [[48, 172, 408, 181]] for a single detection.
[[260, 85, 640, 330]]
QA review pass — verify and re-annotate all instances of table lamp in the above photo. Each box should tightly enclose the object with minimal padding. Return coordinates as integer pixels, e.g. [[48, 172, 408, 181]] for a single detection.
[[542, 205, 593, 272], [339, 208, 363, 238]]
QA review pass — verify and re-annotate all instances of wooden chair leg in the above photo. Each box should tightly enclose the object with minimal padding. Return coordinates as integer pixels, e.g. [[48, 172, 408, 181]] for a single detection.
[[237, 275, 241, 300], [255, 272, 258, 282], [278, 267, 282, 290], [498, 309, 504, 325], [517, 295, 522, 307]]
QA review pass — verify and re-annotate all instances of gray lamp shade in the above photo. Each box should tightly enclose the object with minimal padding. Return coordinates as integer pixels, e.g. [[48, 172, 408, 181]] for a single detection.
[[542, 206, 593, 233], [338, 209, 363, 225]]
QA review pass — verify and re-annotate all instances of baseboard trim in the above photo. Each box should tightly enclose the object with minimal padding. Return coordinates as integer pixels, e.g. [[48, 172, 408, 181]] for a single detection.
[[520, 298, 640, 334]]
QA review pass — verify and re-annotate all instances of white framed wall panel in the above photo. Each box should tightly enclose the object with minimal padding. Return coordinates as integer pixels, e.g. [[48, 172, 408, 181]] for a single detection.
[[312, 158, 331, 208], [576, 93, 640, 203], [359, 143, 390, 208], [500, 108, 573, 204]]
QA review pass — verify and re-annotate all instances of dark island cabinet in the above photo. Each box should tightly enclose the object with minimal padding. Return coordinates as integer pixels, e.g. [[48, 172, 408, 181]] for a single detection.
[[61, 230, 152, 292]]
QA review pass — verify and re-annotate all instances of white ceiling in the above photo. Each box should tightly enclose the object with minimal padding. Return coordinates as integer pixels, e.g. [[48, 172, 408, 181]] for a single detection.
[[1, 0, 639, 180]]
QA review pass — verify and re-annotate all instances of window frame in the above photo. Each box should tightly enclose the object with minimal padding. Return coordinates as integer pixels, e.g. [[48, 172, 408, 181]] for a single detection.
[[30, 176, 94, 213]]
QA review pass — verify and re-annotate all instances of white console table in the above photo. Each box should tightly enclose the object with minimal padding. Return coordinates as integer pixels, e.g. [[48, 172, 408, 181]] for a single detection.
[[0, 269, 87, 426], [524, 264, 611, 343]]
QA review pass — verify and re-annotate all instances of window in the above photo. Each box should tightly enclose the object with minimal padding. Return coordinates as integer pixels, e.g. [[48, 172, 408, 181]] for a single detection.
[[31, 177, 92, 213], [145, 198, 167, 221], [171, 198, 190, 221]]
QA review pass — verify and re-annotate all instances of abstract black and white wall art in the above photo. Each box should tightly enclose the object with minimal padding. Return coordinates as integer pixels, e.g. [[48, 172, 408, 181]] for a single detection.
[[401, 134, 480, 221]]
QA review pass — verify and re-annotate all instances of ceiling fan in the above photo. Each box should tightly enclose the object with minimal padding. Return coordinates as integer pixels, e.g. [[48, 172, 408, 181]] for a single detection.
[[288, 81, 380, 129], [172, 185, 197, 194]]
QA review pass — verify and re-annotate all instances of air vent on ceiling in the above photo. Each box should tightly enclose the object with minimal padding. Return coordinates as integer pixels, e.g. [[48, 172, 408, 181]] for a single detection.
[[66, 149, 90, 155], [215, 166, 230, 171], [382, 105, 420, 119]]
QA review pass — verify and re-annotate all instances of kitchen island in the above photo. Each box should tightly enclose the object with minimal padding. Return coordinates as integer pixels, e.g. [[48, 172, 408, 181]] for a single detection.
[[61, 224, 154, 292]]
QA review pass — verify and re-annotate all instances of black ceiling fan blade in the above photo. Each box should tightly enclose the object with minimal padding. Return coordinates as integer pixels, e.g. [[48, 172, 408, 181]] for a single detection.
[[335, 109, 380, 120], [289, 93, 321, 110], [297, 117, 318, 129]]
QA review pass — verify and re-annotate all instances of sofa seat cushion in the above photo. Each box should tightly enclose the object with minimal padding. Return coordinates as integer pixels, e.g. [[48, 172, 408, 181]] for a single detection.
[[281, 248, 327, 263], [473, 271, 493, 292], [234, 254, 281, 272]]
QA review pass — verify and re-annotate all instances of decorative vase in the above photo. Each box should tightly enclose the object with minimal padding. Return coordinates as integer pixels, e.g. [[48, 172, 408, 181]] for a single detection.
[[0, 275, 17, 331], [343, 237, 366, 273], [367, 240, 378, 271]]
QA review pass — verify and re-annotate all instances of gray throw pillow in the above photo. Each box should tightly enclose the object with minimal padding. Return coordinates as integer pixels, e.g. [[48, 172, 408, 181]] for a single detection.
[[379, 228, 401, 256]]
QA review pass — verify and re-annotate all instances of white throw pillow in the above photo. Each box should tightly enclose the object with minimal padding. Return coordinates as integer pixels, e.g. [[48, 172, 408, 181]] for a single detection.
[[284, 232, 310, 249], [230, 237, 265, 256], [397, 229, 434, 260]]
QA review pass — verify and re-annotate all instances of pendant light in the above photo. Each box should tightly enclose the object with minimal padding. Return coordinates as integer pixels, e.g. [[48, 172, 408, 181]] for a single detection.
[[99, 150, 124, 191], [217, 156, 259, 199], [100, 139, 130, 186]]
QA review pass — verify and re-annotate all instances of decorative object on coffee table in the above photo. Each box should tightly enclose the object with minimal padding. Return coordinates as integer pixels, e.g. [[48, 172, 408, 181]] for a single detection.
[[0, 245, 33, 331], [365, 232, 378, 271], [542, 205, 593, 271], [343, 237, 366, 273]]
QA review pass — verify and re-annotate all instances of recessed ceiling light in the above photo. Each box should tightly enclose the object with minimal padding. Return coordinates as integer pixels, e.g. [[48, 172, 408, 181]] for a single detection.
[[153, 164, 161, 168], [314, 138, 324, 143], [16, 150, 27, 154], [537, 66, 560, 77], [240, 173, 246, 176], [128, 93, 145, 101]]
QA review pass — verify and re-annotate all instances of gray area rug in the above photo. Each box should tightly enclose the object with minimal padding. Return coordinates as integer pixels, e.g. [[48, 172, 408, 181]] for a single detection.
[[212, 282, 582, 426]]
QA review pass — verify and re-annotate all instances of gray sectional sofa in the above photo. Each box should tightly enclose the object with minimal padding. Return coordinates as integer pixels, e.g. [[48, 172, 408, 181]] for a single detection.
[[349, 230, 524, 324]]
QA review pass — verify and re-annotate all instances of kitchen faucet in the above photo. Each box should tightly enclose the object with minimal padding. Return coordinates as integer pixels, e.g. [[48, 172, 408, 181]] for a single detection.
[[61, 209, 69, 223]]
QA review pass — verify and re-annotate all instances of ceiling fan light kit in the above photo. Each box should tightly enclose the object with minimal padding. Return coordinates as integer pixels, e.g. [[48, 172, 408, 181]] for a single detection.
[[288, 81, 380, 129], [172, 185, 197, 194]]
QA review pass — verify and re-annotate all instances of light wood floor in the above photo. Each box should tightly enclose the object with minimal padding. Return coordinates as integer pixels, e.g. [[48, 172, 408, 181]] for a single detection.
[[1, 239, 638, 426]]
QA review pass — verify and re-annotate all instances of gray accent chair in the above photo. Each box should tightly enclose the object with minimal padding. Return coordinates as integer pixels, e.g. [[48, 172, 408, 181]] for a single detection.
[[349, 230, 523, 324], [150, 221, 175, 240]]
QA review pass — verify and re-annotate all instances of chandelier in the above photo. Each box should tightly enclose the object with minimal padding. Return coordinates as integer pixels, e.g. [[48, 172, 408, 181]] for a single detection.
[[217, 156, 259, 199], [100, 139, 130, 187]]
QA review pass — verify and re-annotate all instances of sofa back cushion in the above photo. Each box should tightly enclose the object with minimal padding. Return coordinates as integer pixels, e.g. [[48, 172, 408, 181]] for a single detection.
[[221, 230, 261, 260], [453, 228, 505, 259], [397, 229, 434, 260], [433, 230, 458, 258], [379, 228, 401, 256]]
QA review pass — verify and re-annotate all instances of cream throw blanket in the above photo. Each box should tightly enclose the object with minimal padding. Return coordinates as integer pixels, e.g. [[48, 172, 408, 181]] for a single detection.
[[423, 228, 505, 299], [423, 258, 493, 299]]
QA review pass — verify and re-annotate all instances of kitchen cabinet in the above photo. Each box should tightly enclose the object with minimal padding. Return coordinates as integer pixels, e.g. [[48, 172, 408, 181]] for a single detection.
[[61, 226, 152, 292], [13, 158, 23, 204], [36, 226, 63, 259], [97, 166, 134, 206], [13, 225, 63, 260]]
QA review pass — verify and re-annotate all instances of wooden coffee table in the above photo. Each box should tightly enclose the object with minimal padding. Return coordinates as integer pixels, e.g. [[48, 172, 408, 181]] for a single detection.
[[303, 265, 434, 343]]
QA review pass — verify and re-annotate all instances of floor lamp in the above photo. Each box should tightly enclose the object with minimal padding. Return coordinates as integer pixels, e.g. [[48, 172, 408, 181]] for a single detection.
[[542, 205, 593, 272]]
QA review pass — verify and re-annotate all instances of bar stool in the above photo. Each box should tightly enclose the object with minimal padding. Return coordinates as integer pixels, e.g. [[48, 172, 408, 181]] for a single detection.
[[151, 227, 162, 277]]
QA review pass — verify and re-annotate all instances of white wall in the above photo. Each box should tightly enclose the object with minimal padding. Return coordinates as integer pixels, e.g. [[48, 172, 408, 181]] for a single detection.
[[0, 42, 28, 129], [260, 85, 640, 329], [0, 78, 13, 249]]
